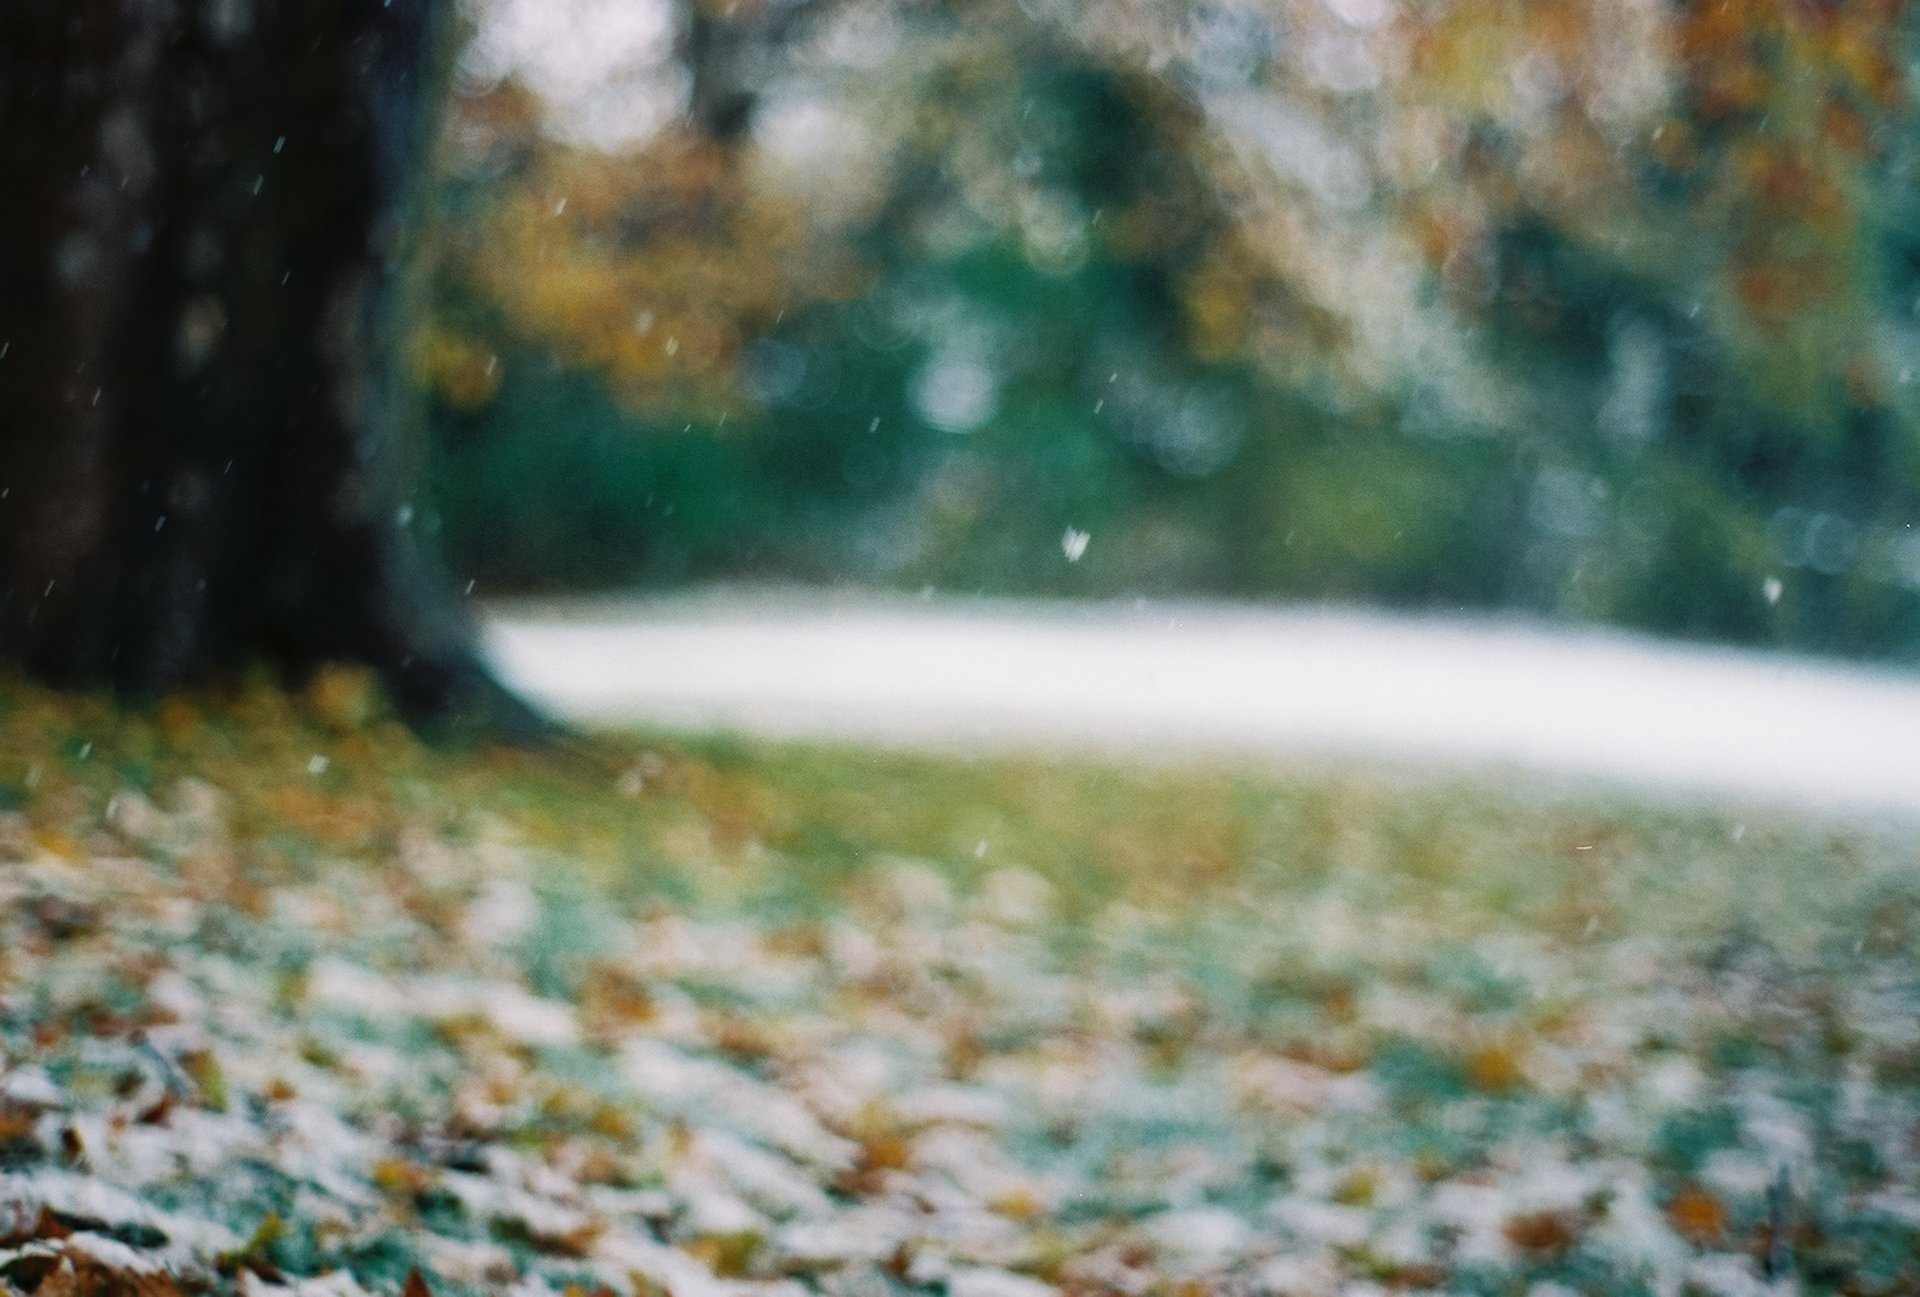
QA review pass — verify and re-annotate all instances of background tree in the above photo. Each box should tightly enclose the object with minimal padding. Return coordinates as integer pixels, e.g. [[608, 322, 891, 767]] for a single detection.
[[427, 0, 1920, 657], [0, 0, 528, 724]]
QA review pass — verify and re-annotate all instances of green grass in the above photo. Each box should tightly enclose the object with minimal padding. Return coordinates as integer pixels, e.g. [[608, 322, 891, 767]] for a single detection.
[[0, 666, 1907, 956]]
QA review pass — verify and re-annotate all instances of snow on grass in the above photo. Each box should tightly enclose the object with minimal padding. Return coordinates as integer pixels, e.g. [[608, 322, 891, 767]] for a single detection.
[[0, 676, 1912, 1295], [0, 778, 1916, 1297]]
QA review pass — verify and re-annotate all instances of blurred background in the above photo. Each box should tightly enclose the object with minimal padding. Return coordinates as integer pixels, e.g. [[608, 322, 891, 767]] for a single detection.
[[418, 0, 1920, 661]]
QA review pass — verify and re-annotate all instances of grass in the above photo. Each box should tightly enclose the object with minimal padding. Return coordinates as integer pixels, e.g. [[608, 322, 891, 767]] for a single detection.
[[0, 669, 1915, 1296], [0, 666, 1903, 946]]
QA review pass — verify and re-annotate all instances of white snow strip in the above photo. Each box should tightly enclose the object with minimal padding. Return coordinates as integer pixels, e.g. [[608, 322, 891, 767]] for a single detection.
[[484, 590, 1920, 821]]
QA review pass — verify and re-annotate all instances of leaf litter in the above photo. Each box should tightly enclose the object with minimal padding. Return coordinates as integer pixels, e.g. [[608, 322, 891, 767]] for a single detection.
[[0, 692, 1913, 1295]]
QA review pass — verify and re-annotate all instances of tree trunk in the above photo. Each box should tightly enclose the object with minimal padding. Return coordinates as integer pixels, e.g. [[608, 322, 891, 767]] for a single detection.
[[0, 0, 533, 729], [682, 2, 824, 145]]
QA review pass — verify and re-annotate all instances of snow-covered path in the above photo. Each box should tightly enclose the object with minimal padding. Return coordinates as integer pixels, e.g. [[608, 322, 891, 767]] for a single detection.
[[484, 589, 1920, 820]]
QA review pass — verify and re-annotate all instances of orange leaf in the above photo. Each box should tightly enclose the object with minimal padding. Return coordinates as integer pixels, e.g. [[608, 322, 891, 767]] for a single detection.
[[1667, 1186, 1727, 1245]]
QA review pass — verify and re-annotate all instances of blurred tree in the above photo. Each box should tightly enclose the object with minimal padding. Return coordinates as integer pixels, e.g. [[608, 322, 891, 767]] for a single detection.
[[1385, 0, 1920, 647], [0, 0, 529, 725], [428, 0, 1297, 590], [424, 0, 1920, 656]]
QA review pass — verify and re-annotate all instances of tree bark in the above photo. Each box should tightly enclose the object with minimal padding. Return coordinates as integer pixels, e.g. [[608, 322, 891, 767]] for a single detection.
[[0, 0, 534, 729]]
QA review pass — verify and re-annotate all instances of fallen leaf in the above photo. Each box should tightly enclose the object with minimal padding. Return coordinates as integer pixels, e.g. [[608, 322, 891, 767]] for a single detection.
[[1667, 1186, 1727, 1245], [1504, 1210, 1579, 1255]]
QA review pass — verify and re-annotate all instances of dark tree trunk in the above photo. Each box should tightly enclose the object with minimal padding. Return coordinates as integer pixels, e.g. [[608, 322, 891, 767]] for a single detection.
[[0, 0, 533, 728], [682, 2, 825, 145]]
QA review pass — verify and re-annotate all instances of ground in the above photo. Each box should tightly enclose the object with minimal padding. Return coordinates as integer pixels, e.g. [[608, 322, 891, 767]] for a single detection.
[[0, 672, 1915, 1296]]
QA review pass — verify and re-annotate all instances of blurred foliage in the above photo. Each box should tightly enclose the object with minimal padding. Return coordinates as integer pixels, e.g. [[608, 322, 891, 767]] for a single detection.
[[420, 0, 1920, 656]]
